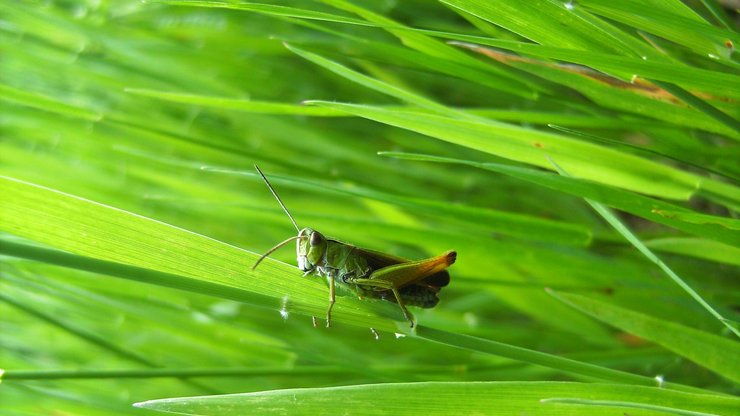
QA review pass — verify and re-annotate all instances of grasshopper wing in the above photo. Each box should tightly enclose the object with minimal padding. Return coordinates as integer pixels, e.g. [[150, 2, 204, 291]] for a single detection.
[[354, 248, 451, 289], [357, 248, 455, 308]]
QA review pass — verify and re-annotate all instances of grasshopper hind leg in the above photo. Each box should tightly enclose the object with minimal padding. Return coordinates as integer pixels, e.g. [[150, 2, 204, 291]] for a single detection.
[[347, 277, 416, 328], [391, 287, 416, 328]]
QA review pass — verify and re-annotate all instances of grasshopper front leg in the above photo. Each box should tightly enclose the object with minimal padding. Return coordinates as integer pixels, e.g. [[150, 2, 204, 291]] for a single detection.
[[326, 272, 336, 328]]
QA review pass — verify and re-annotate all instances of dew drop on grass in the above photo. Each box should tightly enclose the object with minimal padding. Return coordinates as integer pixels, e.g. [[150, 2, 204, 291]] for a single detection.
[[394, 333, 406, 339], [279, 295, 289, 320], [192, 311, 212, 324], [370, 328, 380, 340], [655, 374, 665, 388], [564, 1, 574, 11], [463, 312, 479, 328], [210, 301, 240, 318]]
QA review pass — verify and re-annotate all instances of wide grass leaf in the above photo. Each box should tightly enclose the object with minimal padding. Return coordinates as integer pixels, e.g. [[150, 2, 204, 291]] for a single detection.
[[133, 381, 739, 415], [0, 175, 402, 331]]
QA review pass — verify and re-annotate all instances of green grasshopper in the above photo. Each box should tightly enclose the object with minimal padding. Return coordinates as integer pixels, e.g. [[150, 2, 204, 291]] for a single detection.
[[252, 165, 456, 328]]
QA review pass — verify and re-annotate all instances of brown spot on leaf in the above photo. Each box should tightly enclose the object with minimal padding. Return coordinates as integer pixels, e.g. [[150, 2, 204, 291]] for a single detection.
[[617, 332, 648, 347], [454, 42, 735, 104]]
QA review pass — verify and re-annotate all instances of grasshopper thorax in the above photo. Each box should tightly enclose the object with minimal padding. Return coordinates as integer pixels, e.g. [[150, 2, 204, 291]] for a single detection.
[[297, 227, 328, 272]]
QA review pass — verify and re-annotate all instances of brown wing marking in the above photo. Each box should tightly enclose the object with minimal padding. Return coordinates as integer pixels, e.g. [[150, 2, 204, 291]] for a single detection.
[[353, 248, 454, 289], [351, 246, 408, 271], [366, 250, 456, 289]]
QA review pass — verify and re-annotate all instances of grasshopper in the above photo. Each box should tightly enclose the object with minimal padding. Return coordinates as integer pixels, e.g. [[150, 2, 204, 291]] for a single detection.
[[252, 165, 456, 328]]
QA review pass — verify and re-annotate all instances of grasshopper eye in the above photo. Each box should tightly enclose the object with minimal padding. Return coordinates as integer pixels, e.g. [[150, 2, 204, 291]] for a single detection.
[[310, 232, 322, 246]]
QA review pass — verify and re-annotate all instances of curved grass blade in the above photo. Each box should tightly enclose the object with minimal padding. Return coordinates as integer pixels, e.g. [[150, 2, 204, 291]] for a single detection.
[[378, 152, 740, 247]]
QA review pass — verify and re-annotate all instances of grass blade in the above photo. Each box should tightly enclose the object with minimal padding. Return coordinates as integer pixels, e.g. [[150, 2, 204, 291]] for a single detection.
[[547, 160, 739, 338], [133, 382, 737, 415], [378, 151, 740, 246], [548, 290, 740, 383]]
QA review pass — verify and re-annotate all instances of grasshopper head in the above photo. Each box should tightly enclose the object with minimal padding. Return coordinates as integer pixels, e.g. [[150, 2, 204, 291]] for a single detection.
[[297, 227, 327, 272]]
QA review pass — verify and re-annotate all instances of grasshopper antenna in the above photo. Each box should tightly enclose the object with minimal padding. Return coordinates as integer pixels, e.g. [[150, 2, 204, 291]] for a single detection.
[[255, 164, 300, 232], [252, 236, 300, 270]]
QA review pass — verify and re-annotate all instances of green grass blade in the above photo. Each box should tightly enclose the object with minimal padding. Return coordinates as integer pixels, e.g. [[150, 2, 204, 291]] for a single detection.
[[4, 1, 738, 412], [581, 0, 737, 61], [133, 382, 738, 415], [540, 398, 719, 416], [649, 80, 740, 136], [378, 151, 740, 247], [318, 0, 536, 96], [0, 175, 401, 331], [285, 43, 463, 117], [201, 167, 591, 245], [446, 42, 739, 139], [439, 0, 634, 54], [644, 238, 740, 266], [547, 160, 739, 338], [0, 291, 218, 395], [160, 1, 537, 98], [696, 0, 734, 29], [444, 39, 740, 100], [0, 83, 102, 121], [579, 198, 737, 337], [0, 240, 279, 311], [306, 102, 700, 200], [124, 89, 346, 116], [1, 178, 696, 389], [0, 292, 155, 367], [156, 1, 373, 26], [414, 326, 695, 391], [548, 291, 740, 383], [650, 209, 740, 230], [1, 367, 351, 380]]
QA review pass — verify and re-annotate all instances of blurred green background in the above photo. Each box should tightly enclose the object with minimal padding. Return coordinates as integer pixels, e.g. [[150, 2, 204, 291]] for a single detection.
[[1, 1, 739, 415]]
